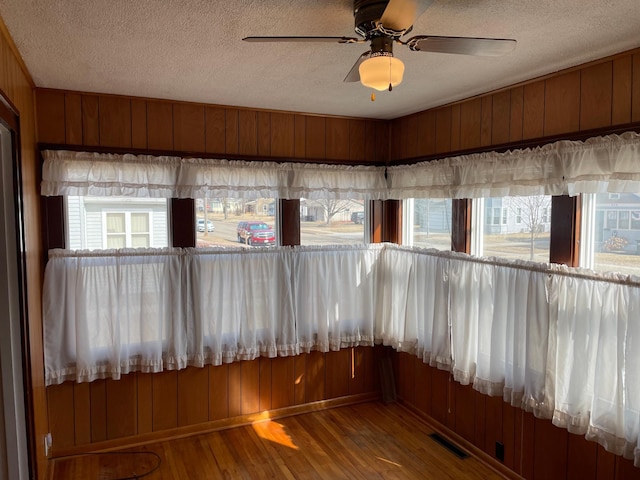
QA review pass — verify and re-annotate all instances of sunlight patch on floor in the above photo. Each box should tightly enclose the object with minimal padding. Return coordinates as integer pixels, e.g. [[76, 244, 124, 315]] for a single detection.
[[252, 420, 299, 450]]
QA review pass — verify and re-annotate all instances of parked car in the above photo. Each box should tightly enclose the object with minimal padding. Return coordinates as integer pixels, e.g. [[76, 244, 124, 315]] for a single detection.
[[237, 221, 276, 246], [351, 211, 365, 224], [196, 219, 214, 232]]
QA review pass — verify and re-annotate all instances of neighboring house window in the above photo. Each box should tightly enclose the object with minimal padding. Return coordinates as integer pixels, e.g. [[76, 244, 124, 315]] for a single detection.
[[516, 208, 522, 224], [66, 196, 168, 250], [403, 198, 452, 249]]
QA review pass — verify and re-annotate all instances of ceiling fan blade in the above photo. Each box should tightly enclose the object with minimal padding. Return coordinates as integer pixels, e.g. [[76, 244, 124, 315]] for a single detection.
[[407, 35, 517, 56], [343, 51, 371, 82], [243, 36, 361, 44], [379, 0, 434, 32]]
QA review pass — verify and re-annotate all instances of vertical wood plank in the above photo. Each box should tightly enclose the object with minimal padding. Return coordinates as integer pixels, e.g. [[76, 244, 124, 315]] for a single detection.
[[147, 100, 174, 151], [544, 71, 581, 136], [306, 351, 326, 402], [364, 345, 378, 393], [137, 372, 153, 434], [364, 121, 376, 163], [294, 354, 307, 405], [460, 99, 482, 150], [238, 109, 258, 156], [450, 104, 461, 151], [502, 402, 516, 470], [509, 87, 524, 142], [523, 81, 545, 140], [64, 93, 82, 144], [405, 114, 419, 159], [596, 444, 616, 480], [131, 99, 148, 149], [225, 108, 239, 155], [435, 107, 452, 154], [398, 352, 415, 404], [492, 90, 511, 145], [533, 417, 568, 480], [177, 367, 209, 426], [173, 103, 205, 152], [257, 111, 271, 156], [36, 90, 65, 143], [306, 116, 326, 160], [99, 96, 131, 148], [612, 55, 632, 125], [631, 53, 640, 122], [209, 364, 229, 421], [616, 456, 640, 480], [480, 96, 493, 146], [567, 433, 598, 480], [474, 391, 486, 452], [240, 360, 260, 415], [521, 411, 536, 479], [47, 384, 75, 448], [151, 371, 178, 431], [325, 349, 350, 399], [259, 357, 272, 412], [271, 112, 295, 157], [454, 383, 476, 443], [580, 61, 613, 130], [271, 356, 295, 409], [374, 121, 389, 164], [348, 119, 366, 163], [105, 375, 137, 439], [81, 95, 100, 146], [389, 118, 402, 162], [484, 395, 503, 458], [294, 114, 306, 158], [228, 361, 242, 417], [205, 106, 226, 154], [90, 380, 107, 443], [413, 358, 432, 415], [325, 117, 350, 161], [72, 382, 91, 445], [430, 367, 449, 425], [417, 110, 436, 156]]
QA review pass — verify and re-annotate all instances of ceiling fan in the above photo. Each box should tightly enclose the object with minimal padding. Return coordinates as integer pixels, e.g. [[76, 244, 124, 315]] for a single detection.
[[243, 0, 516, 93]]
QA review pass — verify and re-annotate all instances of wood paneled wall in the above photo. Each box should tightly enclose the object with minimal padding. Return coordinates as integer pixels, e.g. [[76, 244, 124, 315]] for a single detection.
[[390, 49, 640, 162], [35, 89, 390, 165], [47, 347, 380, 455], [394, 352, 640, 480], [0, 16, 48, 480]]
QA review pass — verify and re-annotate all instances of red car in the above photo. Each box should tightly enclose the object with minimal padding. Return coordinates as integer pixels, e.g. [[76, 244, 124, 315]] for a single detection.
[[237, 221, 276, 246]]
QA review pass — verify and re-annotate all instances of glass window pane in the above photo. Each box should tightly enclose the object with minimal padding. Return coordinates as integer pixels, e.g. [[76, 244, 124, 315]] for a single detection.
[[66, 196, 168, 250], [195, 197, 278, 248], [300, 198, 365, 246], [582, 193, 640, 275], [131, 234, 150, 248], [411, 198, 452, 250], [481, 195, 552, 262]]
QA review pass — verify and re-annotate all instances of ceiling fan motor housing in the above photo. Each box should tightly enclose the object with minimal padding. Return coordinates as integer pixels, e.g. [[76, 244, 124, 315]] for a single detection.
[[354, 0, 393, 38]]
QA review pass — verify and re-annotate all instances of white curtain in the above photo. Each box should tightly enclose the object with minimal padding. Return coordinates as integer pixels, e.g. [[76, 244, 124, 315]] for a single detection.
[[387, 131, 640, 198], [41, 150, 388, 200], [43, 243, 640, 465]]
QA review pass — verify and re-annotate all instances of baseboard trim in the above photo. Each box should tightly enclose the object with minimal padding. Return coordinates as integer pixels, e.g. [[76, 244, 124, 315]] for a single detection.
[[50, 392, 380, 459], [397, 401, 524, 480]]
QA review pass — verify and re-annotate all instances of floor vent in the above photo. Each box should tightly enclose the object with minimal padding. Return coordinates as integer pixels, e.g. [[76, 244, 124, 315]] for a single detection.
[[428, 433, 469, 459]]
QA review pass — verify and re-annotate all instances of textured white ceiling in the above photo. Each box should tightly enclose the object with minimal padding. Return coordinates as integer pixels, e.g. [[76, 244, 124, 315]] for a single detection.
[[0, 0, 638, 120]]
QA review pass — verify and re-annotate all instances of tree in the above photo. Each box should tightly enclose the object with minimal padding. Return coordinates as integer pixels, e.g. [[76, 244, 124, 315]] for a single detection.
[[316, 199, 353, 225], [508, 195, 551, 260]]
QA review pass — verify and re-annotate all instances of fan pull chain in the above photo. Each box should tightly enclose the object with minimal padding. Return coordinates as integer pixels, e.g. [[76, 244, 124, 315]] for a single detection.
[[371, 91, 376, 102]]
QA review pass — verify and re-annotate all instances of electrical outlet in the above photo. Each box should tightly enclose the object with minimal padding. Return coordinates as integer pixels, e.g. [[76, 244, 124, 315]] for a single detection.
[[44, 433, 52, 457], [495, 441, 504, 462]]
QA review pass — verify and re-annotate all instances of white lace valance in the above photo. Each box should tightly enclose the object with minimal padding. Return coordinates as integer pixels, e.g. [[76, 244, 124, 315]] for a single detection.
[[386, 131, 640, 198], [40, 150, 388, 200]]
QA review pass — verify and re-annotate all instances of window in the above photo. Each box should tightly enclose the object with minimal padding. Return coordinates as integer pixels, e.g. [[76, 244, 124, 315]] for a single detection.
[[580, 193, 640, 274], [66, 196, 168, 250], [195, 196, 278, 248], [403, 198, 452, 249], [300, 198, 367, 245], [472, 195, 552, 262]]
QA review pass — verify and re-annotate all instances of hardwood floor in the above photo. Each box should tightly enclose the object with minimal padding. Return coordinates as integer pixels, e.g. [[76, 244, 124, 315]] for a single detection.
[[49, 401, 506, 479]]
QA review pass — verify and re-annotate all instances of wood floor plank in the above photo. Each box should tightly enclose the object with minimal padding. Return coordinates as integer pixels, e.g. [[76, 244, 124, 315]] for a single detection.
[[50, 401, 506, 479]]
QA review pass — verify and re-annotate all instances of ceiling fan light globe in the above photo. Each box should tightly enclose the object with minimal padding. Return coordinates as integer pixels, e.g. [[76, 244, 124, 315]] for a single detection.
[[358, 56, 405, 91]]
